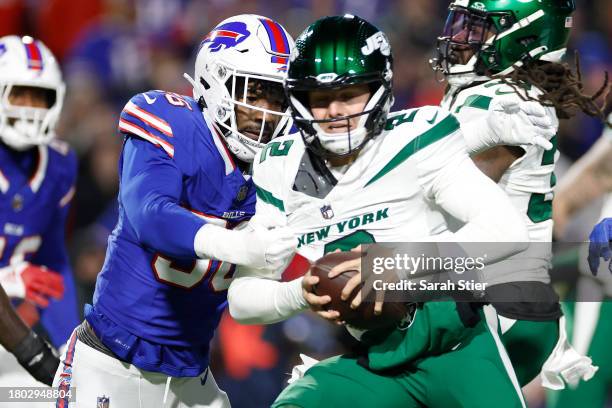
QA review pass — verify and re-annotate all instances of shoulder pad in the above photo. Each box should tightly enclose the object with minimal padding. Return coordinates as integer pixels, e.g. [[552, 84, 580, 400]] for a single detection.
[[386, 106, 457, 134], [42, 144, 77, 205], [382, 107, 460, 155], [46, 141, 77, 171], [118, 91, 199, 158]]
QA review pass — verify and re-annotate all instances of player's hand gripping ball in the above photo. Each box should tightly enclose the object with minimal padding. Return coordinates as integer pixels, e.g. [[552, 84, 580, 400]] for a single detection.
[[311, 251, 409, 330]]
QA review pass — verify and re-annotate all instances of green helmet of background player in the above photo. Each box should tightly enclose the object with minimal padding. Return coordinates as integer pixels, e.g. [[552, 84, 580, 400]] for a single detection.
[[286, 14, 394, 159], [432, 0, 576, 86]]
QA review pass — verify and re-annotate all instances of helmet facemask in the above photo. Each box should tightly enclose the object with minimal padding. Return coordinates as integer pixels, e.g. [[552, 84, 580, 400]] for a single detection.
[[223, 69, 291, 160], [186, 62, 291, 163], [287, 73, 393, 160], [432, 6, 501, 86], [0, 84, 64, 151]]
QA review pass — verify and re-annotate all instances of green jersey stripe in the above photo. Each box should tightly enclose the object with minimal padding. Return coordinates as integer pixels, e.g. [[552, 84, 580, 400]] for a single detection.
[[365, 114, 460, 186], [255, 185, 285, 212], [454, 95, 492, 113]]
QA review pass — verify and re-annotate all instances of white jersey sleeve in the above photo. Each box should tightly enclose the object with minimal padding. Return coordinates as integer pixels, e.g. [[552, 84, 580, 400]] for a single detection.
[[409, 107, 529, 258], [228, 134, 308, 324]]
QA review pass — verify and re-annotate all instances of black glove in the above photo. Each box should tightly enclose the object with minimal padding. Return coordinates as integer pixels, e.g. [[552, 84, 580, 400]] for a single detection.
[[13, 331, 59, 386]]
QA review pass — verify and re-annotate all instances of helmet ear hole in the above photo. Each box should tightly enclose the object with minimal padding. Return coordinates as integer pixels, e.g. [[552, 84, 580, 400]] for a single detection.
[[518, 35, 538, 48], [199, 77, 211, 91]]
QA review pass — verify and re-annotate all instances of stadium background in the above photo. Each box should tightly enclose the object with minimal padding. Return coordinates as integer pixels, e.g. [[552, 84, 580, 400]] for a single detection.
[[1, 0, 610, 406]]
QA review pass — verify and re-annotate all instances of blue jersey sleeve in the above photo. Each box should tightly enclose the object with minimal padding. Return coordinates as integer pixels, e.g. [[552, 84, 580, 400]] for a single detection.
[[120, 136, 206, 259]]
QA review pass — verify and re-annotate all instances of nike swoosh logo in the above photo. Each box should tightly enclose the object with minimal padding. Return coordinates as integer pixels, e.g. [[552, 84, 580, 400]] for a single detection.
[[495, 89, 515, 95], [143, 94, 157, 104], [426, 111, 439, 125], [28, 352, 44, 366], [200, 368, 209, 386]]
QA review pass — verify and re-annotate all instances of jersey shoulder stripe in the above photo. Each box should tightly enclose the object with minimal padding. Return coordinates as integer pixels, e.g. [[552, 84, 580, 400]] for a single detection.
[[454, 94, 492, 113], [366, 110, 460, 186], [123, 101, 173, 137], [255, 184, 285, 212], [118, 91, 179, 158], [119, 118, 175, 157]]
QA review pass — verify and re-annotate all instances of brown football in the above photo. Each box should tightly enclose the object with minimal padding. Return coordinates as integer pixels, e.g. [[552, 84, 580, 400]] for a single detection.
[[311, 251, 409, 330]]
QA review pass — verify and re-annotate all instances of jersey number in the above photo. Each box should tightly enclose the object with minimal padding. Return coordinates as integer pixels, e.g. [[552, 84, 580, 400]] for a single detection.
[[151, 212, 236, 291], [0, 236, 42, 265], [527, 136, 557, 223], [324, 230, 376, 254], [259, 141, 294, 163], [164, 92, 193, 111], [152, 255, 235, 292]]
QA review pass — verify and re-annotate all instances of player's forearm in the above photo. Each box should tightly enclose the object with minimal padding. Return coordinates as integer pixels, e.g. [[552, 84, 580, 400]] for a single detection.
[[0, 285, 30, 351], [228, 276, 308, 324], [432, 157, 529, 261], [134, 197, 205, 258], [122, 173, 205, 258], [555, 138, 612, 218], [471, 145, 525, 183], [121, 137, 206, 258]]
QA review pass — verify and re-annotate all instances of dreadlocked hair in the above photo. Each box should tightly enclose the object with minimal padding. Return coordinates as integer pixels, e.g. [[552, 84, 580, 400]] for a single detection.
[[497, 52, 611, 127]]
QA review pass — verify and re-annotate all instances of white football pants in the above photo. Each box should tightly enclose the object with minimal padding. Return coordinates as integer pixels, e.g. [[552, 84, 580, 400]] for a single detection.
[[51, 331, 230, 408]]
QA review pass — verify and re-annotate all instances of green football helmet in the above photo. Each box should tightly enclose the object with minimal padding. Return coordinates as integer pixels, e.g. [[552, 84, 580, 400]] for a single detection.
[[432, 0, 576, 86], [285, 15, 394, 159]]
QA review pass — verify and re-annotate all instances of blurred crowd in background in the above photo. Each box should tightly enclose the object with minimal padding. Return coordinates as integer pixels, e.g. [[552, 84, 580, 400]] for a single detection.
[[1, 0, 610, 406]]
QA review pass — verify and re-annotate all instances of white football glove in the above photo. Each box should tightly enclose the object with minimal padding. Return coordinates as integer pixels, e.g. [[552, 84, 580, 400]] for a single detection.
[[194, 223, 296, 270], [463, 98, 555, 154]]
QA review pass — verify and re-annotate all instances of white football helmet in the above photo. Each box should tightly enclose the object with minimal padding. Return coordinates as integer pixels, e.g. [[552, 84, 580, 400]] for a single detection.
[[0, 36, 65, 151], [185, 14, 294, 162]]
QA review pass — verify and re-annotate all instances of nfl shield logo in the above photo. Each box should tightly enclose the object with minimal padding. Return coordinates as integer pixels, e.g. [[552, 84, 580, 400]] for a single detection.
[[235, 185, 248, 202], [97, 396, 110, 408], [320, 205, 334, 220]]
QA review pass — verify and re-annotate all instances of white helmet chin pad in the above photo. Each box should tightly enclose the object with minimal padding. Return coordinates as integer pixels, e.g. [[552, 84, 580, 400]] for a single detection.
[[186, 14, 294, 163], [0, 36, 65, 150]]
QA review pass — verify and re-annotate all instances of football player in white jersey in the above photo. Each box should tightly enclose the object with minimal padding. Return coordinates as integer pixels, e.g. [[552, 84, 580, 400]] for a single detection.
[[225, 15, 563, 407], [550, 118, 612, 407], [430, 0, 605, 389]]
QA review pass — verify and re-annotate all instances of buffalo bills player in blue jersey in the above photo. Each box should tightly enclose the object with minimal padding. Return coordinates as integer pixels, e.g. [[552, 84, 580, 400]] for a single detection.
[[0, 35, 79, 389], [52, 15, 296, 407]]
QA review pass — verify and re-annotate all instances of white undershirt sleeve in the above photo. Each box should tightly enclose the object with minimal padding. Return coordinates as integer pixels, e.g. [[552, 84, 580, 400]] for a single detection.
[[415, 130, 529, 261], [228, 275, 308, 324]]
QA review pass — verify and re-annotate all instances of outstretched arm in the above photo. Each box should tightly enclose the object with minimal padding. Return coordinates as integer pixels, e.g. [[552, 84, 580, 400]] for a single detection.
[[0, 285, 59, 386], [554, 134, 612, 236]]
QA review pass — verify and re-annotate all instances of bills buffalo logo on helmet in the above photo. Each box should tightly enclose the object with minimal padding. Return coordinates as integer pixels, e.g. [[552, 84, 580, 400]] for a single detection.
[[201, 22, 251, 52]]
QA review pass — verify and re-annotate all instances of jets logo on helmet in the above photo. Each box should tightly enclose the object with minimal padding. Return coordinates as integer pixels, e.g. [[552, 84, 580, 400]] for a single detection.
[[201, 22, 251, 53], [361, 32, 391, 56]]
